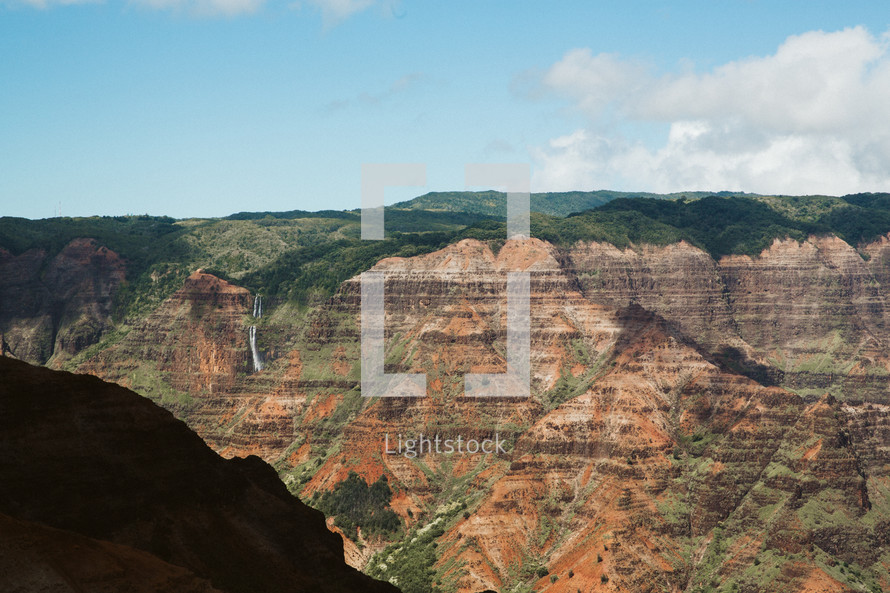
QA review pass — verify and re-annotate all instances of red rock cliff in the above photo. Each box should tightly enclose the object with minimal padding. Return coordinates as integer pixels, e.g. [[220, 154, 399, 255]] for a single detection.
[[0, 238, 125, 366]]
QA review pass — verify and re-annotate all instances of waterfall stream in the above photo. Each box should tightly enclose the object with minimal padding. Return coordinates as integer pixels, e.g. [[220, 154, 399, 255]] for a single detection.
[[249, 295, 263, 372], [253, 294, 262, 318]]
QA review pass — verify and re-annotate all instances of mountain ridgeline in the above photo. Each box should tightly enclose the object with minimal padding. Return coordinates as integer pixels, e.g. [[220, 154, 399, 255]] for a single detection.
[[4, 190, 890, 592], [3, 191, 890, 319]]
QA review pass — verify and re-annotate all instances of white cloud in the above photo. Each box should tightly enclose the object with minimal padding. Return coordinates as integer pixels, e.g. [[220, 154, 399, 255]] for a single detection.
[[10, 0, 392, 18], [303, 0, 401, 26], [323, 71, 422, 113], [541, 49, 649, 117], [5, 0, 101, 7], [132, 0, 263, 16], [532, 27, 890, 195], [305, 0, 371, 23]]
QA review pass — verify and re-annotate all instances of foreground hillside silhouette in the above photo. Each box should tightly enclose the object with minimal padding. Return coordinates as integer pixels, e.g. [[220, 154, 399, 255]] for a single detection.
[[0, 356, 399, 593]]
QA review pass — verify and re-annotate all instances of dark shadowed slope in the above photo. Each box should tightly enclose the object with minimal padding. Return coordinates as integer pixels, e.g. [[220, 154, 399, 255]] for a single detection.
[[0, 511, 225, 593], [0, 356, 400, 593]]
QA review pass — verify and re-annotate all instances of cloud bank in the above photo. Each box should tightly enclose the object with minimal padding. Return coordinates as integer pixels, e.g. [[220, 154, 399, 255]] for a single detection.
[[532, 27, 890, 195]]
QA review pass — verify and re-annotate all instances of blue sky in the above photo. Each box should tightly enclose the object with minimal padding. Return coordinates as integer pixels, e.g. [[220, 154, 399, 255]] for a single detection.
[[1, 1, 889, 219]]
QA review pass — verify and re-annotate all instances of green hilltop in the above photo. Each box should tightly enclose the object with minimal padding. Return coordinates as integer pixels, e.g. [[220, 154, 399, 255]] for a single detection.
[[392, 189, 760, 217]]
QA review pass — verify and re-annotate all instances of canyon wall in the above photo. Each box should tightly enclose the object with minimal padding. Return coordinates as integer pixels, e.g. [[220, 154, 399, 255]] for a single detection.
[[9, 233, 889, 592], [0, 238, 125, 366], [568, 236, 890, 402]]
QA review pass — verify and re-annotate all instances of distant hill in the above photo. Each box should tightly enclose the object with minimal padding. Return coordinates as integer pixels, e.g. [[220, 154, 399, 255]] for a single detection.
[[392, 189, 761, 217], [459, 193, 890, 258]]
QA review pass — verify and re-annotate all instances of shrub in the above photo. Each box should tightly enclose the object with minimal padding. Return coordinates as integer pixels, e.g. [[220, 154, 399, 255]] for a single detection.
[[314, 471, 401, 539]]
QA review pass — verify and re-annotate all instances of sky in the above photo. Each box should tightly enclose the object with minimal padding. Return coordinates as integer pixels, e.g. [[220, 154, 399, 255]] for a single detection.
[[1, 1, 889, 219]]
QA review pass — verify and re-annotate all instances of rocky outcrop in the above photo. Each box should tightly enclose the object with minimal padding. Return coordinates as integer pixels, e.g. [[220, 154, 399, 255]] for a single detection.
[[79, 270, 296, 459], [82, 269, 253, 394], [0, 356, 400, 593], [0, 238, 125, 366], [568, 235, 890, 402]]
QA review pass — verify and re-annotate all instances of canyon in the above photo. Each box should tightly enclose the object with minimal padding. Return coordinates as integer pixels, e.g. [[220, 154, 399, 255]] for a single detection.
[[2, 198, 890, 592]]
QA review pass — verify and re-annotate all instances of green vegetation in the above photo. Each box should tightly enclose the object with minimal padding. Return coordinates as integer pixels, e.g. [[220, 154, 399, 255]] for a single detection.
[[0, 214, 180, 262], [446, 192, 890, 261], [394, 189, 757, 218], [225, 209, 360, 221], [589, 194, 890, 256], [368, 531, 440, 593], [312, 471, 401, 540], [240, 230, 454, 304], [366, 500, 472, 593]]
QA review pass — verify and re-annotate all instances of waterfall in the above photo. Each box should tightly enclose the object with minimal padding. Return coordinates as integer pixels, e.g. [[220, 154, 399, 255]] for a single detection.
[[253, 294, 262, 319], [249, 294, 263, 372], [249, 325, 263, 372]]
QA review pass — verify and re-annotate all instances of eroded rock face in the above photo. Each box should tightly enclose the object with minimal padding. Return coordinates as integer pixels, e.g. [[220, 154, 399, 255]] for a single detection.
[[0, 238, 125, 366], [77, 269, 253, 390], [435, 314, 877, 593], [285, 239, 890, 592], [0, 356, 400, 593], [567, 240, 741, 354], [568, 236, 890, 401]]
